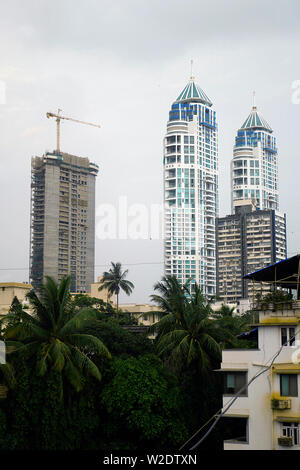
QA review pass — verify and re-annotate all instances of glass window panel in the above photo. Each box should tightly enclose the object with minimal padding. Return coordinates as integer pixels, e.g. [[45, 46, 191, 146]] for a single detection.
[[281, 328, 287, 346], [289, 328, 295, 346], [226, 373, 235, 390], [290, 375, 298, 397], [235, 373, 247, 394], [281, 374, 297, 396], [280, 375, 289, 396]]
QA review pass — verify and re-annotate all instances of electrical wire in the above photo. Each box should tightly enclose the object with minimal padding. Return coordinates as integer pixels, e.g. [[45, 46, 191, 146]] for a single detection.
[[0, 261, 164, 272]]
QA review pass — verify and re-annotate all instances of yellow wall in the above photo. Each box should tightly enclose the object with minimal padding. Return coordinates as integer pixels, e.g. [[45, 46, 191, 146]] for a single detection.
[[0, 283, 32, 315], [120, 303, 161, 326], [89, 276, 116, 304]]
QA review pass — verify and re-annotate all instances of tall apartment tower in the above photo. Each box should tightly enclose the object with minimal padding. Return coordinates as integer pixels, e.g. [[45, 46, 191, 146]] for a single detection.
[[231, 102, 279, 211], [30, 151, 99, 293], [164, 74, 218, 296], [216, 200, 287, 306]]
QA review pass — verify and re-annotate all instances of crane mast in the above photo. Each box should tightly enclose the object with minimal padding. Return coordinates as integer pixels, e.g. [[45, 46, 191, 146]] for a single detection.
[[46, 109, 101, 153]]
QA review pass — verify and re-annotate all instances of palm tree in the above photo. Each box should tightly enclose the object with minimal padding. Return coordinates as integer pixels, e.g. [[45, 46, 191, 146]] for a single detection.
[[3, 276, 111, 393], [212, 303, 253, 349], [151, 275, 189, 316], [151, 279, 221, 372], [98, 262, 134, 316], [212, 304, 236, 318]]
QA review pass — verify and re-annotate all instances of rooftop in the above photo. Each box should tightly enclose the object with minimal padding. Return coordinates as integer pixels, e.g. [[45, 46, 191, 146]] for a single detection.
[[240, 106, 273, 133], [0, 282, 32, 289], [175, 77, 213, 106], [243, 254, 300, 291]]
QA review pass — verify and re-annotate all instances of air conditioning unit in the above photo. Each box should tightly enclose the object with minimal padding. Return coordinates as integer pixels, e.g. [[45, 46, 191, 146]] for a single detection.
[[278, 437, 293, 447], [271, 398, 291, 410]]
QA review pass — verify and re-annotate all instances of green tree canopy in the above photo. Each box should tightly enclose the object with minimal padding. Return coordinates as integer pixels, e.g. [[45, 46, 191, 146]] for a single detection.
[[101, 354, 188, 450], [4, 276, 111, 393]]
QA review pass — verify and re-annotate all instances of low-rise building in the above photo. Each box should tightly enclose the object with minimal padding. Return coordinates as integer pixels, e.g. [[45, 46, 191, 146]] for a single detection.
[[89, 276, 116, 304], [120, 303, 161, 326], [0, 282, 32, 317], [220, 255, 300, 450]]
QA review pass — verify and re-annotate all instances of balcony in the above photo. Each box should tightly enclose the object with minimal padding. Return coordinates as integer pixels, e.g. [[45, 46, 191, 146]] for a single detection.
[[256, 301, 300, 325]]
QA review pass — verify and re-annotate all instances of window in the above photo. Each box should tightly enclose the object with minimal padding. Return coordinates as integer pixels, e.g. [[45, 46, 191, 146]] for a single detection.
[[282, 422, 300, 446], [224, 417, 248, 444], [280, 374, 298, 397], [281, 327, 295, 347], [224, 372, 247, 396]]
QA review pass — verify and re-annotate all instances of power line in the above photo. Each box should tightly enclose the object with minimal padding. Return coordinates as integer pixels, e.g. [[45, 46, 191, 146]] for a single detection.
[[0, 261, 164, 272]]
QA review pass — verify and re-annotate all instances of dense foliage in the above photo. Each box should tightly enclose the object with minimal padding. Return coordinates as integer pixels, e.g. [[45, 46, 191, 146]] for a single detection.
[[0, 275, 256, 451]]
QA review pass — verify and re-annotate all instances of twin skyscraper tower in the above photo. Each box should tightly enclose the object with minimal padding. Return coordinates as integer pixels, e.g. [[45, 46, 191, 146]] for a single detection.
[[163, 74, 286, 305], [29, 73, 286, 303]]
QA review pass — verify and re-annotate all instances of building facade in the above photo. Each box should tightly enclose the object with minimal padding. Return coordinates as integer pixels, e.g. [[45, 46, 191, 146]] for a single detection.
[[231, 104, 279, 212], [216, 200, 287, 305], [0, 282, 32, 317], [164, 75, 218, 296], [220, 256, 300, 450], [30, 151, 99, 293]]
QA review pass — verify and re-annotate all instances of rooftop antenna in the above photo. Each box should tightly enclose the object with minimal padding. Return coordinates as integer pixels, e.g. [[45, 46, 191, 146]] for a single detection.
[[190, 59, 195, 81], [252, 90, 257, 110]]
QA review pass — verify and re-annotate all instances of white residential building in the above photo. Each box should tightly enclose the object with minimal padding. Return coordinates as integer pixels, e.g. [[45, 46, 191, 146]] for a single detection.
[[164, 74, 218, 296], [220, 255, 300, 450]]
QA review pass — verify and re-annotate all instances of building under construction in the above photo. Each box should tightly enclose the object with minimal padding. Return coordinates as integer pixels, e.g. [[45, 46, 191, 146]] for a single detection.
[[30, 151, 99, 293]]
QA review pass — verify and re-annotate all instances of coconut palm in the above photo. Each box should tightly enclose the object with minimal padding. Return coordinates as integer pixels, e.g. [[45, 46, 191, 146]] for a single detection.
[[149, 276, 214, 336], [151, 275, 189, 316], [151, 279, 221, 372], [212, 304, 255, 349], [3, 276, 111, 393], [98, 262, 134, 316]]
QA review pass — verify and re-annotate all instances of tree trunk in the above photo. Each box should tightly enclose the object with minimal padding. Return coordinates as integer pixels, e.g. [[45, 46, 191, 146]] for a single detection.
[[116, 293, 119, 320]]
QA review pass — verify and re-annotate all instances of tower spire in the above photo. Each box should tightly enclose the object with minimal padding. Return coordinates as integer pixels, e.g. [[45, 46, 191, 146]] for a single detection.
[[252, 90, 257, 110], [190, 59, 195, 81]]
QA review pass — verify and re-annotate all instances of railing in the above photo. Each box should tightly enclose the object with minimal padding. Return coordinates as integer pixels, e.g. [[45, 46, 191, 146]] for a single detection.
[[253, 301, 300, 312]]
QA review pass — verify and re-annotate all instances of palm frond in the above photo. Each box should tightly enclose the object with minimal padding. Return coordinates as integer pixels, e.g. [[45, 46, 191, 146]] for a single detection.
[[0, 363, 16, 389], [69, 347, 102, 383], [66, 334, 111, 359], [58, 307, 98, 336]]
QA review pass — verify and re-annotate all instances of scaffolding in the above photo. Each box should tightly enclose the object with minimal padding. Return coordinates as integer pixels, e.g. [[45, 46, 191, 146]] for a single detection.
[[29, 160, 46, 289]]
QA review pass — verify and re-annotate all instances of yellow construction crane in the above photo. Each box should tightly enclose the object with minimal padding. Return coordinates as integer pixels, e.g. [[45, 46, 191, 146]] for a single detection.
[[46, 108, 101, 153]]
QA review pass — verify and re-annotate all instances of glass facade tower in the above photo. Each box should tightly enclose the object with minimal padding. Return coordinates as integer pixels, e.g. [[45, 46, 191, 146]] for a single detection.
[[231, 104, 279, 211], [163, 76, 218, 296]]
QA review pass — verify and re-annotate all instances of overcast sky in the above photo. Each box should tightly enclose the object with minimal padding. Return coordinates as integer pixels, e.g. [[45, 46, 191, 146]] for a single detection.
[[0, 0, 299, 303]]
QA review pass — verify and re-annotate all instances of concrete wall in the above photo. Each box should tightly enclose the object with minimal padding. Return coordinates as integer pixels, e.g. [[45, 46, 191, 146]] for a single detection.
[[43, 163, 60, 281], [221, 308, 300, 450], [89, 276, 116, 304], [0, 283, 32, 315]]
